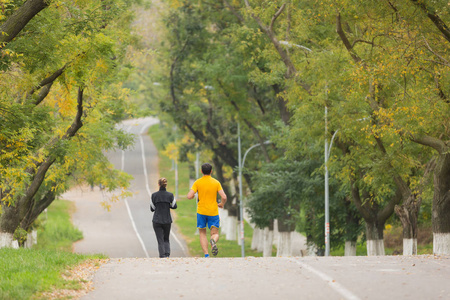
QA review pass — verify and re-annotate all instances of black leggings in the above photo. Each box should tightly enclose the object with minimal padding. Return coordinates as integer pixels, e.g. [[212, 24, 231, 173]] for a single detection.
[[153, 222, 171, 258]]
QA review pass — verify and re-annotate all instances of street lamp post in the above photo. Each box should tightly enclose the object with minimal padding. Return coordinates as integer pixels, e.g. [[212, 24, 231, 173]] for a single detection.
[[324, 107, 338, 256], [238, 122, 271, 257], [238, 123, 244, 257]]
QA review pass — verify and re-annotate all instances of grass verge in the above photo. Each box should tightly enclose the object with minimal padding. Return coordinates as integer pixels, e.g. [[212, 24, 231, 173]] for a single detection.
[[0, 199, 105, 300], [33, 199, 83, 252], [148, 124, 264, 257]]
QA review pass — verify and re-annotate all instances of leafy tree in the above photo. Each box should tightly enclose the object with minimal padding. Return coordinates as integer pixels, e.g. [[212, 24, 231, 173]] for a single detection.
[[247, 158, 362, 254], [0, 0, 138, 245]]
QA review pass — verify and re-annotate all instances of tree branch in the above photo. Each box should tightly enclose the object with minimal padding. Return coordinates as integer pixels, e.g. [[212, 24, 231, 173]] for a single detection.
[[351, 39, 373, 48], [223, 0, 244, 23], [410, 135, 448, 154], [350, 180, 371, 221], [336, 12, 362, 63], [0, 0, 48, 47], [411, 0, 450, 43], [28, 65, 67, 96], [244, 0, 268, 31], [378, 188, 402, 223], [269, 4, 286, 33], [422, 35, 450, 67], [244, 0, 310, 94], [17, 87, 84, 223]]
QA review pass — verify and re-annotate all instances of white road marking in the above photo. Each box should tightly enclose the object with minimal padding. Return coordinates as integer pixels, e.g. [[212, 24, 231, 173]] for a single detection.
[[122, 124, 149, 258], [124, 197, 150, 258], [139, 120, 187, 255], [288, 258, 361, 300], [119, 119, 187, 257]]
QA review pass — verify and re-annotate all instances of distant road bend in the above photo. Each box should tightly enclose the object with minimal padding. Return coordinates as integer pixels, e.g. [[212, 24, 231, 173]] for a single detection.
[[67, 117, 187, 258]]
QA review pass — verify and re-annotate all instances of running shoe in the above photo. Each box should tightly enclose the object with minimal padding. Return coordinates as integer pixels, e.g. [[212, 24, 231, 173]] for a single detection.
[[210, 238, 218, 256]]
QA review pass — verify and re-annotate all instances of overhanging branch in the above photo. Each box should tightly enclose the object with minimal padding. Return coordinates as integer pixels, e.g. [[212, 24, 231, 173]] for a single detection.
[[0, 0, 48, 47], [411, 0, 450, 43]]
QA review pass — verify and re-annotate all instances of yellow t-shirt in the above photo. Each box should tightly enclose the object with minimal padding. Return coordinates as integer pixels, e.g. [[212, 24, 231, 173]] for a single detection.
[[191, 175, 223, 216]]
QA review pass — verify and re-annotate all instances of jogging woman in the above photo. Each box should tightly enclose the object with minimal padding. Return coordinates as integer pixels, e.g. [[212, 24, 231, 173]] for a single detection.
[[150, 178, 177, 258]]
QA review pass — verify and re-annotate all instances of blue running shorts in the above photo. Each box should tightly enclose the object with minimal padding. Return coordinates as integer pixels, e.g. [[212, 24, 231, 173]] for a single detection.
[[197, 214, 220, 229]]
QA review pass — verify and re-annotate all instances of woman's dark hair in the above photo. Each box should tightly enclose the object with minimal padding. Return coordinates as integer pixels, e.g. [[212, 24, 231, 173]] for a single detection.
[[158, 178, 168, 188], [201, 163, 212, 175]]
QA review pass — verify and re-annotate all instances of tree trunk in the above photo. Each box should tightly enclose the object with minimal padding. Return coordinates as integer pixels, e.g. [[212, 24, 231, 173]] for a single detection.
[[0, 232, 19, 249], [257, 227, 264, 252], [349, 177, 400, 256], [277, 211, 294, 256], [225, 215, 237, 241], [0, 205, 21, 234], [345, 241, 357, 256], [365, 221, 385, 256], [219, 207, 228, 235], [251, 227, 262, 250], [0, 0, 49, 46], [344, 196, 360, 256], [263, 221, 274, 257], [277, 232, 291, 256], [403, 239, 418, 256], [394, 198, 420, 255], [432, 152, 450, 255]]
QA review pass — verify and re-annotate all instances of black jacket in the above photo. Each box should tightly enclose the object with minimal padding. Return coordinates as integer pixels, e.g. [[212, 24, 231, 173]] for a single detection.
[[150, 187, 177, 224]]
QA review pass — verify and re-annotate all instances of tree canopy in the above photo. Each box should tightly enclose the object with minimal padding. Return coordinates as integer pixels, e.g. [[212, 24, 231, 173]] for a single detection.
[[140, 0, 449, 255], [0, 0, 139, 242]]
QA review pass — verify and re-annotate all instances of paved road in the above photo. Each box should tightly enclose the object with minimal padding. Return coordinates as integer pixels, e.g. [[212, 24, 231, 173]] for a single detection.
[[66, 117, 187, 258], [83, 256, 449, 300]]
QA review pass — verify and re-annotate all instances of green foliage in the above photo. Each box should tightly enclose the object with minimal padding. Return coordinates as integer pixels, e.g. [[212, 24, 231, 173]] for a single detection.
[[115, 0, 448, 252], [147, 123, 191, 195], [12, 227, 27, 246], [247, 157, 363, 251], [1, 0, 144, 232]]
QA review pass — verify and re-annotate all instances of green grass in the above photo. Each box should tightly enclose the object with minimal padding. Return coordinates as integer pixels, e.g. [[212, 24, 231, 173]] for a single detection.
[[331, 242, 368, 256], [33, 199, 83, 252], [0, 248, 91, 300], [0, 199, 106, 299], [330, 243, 434, 256], [148, 124, 265, 257]]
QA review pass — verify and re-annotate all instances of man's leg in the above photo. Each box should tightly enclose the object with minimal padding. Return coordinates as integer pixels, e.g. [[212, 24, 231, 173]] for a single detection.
[[210, 226, 219, 243], [210, 227, 219, 256], [209, 215, 220, 256], [199, 228, 209, 255], [197, 214, 209, 256]]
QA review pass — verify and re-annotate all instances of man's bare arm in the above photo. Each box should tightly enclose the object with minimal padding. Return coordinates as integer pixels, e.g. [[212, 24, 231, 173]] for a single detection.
[[187, 189, 196, 199], [218, 189, 227, 208]]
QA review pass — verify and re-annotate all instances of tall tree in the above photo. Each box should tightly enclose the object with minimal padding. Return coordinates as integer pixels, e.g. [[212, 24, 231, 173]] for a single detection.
[[0, 0, 138, 246]]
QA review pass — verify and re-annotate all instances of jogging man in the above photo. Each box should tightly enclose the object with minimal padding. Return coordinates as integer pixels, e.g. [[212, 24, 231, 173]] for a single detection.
[[187, 163, 227, 257]]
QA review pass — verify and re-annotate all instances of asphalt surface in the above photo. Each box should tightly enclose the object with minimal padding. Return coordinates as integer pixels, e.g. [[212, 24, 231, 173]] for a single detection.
[[66, 117, 450, 300], [83, 256, 450, 300]]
